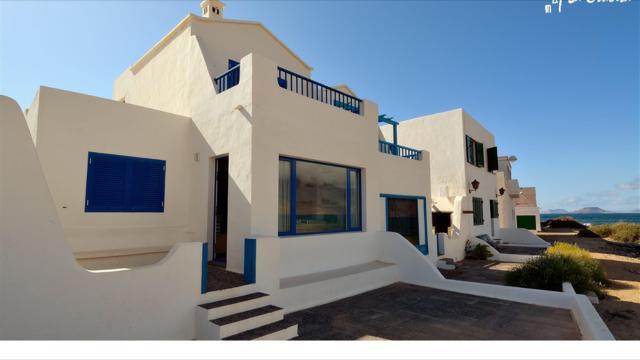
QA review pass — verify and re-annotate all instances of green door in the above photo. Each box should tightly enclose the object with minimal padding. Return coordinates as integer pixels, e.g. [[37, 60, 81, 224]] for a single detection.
[[517, 215, 536, 230]]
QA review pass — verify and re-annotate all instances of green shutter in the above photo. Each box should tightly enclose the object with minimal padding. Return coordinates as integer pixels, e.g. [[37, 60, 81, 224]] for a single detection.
[[476, 142, 484, 167], [487, 147, 498, 172], [473, 197, 484, 225]]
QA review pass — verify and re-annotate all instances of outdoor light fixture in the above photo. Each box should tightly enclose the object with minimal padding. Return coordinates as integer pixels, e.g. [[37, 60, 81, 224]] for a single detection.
[[498, 187, 505, 196], [469, 179, 480, 193]]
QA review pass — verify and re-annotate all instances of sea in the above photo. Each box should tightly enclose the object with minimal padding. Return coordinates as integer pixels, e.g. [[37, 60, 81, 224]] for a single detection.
[[541, 213, 640, 225]]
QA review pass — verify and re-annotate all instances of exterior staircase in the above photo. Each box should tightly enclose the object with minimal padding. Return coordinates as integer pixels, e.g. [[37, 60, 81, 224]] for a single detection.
[[196, 284, 298, 340]]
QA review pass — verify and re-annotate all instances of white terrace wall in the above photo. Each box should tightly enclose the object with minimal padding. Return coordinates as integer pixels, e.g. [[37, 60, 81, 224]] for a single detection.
[[381, 109, 467, 201], [27, 87, 209, 257], [246, 53, 434, 277], [0, 96, 202, 340]]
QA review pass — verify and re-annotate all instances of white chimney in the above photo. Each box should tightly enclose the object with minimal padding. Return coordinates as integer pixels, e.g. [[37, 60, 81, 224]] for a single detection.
[[200, 0, 225, 19]]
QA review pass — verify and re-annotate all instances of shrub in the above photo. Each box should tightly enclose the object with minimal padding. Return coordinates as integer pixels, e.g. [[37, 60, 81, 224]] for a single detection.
[[541, 216, 586, 229], [613, 224, 640, 243], [506, 243, 608, 297], [466, 243, 493, 260], [589, 224, 614, 238], [590, 223, 640, 244]]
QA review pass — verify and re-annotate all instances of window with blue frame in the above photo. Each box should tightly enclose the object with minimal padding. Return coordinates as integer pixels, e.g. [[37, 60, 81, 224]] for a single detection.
[[278, 157, 362, 235], [85, 152, 166, 212]]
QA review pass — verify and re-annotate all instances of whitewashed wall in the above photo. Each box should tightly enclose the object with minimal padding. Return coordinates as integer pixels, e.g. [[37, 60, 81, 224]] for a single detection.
[[249, 53, 435, 276], [0, 96, 202, 340], [381, 109, 499, 260], [27, 87, 207, 255]]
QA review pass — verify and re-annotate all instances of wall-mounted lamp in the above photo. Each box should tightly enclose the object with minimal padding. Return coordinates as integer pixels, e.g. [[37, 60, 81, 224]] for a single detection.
[[469, 179, 480, 193], [498, 187, 505, 196]]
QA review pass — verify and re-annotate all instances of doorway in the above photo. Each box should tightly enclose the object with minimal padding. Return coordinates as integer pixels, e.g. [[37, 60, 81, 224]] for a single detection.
[[386, 198, 419, 246], [213, 156, 229, 266]]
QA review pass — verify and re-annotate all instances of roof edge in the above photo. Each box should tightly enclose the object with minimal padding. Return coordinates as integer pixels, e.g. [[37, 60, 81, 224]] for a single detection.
[[129, 13, 313, 75]]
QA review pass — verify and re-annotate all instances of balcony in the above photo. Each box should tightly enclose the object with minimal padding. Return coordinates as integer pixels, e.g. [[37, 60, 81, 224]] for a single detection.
[[214, 64, 240, 93], [379, 140, 421, 160], [276, 67, 362, 115]]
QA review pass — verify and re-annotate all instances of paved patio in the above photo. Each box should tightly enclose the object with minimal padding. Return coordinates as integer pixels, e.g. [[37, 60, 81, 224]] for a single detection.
[[286, 282, 581, 340], [207, 263, 247, 291], [439, 259, 518, 285]]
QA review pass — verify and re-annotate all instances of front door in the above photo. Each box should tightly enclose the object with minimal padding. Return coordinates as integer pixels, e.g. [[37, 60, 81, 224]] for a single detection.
[[213, 156, 229, 265], [386, 198, 419, 246]]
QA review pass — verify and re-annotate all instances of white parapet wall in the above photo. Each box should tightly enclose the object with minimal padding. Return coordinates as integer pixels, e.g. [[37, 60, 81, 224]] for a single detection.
[[469, 237, 537, 263], [0, 96, 202, 340], [498, 228, 549, 247], [376, 232, 614, 340]]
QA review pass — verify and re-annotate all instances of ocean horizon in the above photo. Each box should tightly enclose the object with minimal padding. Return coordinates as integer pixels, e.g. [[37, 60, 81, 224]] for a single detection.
[[541, 213, 640, 225]]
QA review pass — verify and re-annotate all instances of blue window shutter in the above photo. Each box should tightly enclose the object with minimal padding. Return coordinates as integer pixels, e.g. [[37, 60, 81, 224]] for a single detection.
[[85, 152, 165, 213], [86, 152, 128, 212], [129, 158, 166, 212]]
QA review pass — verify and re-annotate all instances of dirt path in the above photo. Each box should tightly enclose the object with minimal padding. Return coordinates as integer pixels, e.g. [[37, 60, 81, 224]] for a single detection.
[[538, 230, 640, 340]]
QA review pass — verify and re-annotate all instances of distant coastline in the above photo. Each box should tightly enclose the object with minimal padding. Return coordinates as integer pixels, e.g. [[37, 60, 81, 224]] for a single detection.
[[541, 213, 640, 225]]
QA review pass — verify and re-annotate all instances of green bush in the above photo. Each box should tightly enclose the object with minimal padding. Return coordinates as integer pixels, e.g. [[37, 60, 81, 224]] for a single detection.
[[466, 243, 493, 260], [506, 243, 608, 297], [541, 216, 586, 229], [589, 223, 640, 244]]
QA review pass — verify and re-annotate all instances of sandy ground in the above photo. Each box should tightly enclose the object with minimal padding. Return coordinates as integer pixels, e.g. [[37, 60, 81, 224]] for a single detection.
[[538, 230, 640, 340]]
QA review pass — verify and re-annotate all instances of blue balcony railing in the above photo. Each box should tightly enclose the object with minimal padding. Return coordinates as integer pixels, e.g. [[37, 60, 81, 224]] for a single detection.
[[277, 67, 362, 115], [214, 64, 240, 93], [379, 140, 421, 160]]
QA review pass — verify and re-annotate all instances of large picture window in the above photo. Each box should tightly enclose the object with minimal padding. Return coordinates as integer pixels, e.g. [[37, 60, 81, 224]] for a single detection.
[[278, 157, 362, 235]]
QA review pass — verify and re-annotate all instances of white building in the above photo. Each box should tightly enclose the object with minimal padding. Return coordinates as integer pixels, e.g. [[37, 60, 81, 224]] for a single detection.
[[515, 187, 542, 231], [380, 109, 501, 261], [496, 155, 520, 229], [0, 1, 610, 340]]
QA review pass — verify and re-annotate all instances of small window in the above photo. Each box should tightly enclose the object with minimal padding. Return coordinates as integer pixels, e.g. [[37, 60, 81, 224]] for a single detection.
[[465, 135, 484, 168], [466, 136, 475, 165], [472, 197, 484, 225], [228, 59, 240, 70], [85, 152, 165, 212]]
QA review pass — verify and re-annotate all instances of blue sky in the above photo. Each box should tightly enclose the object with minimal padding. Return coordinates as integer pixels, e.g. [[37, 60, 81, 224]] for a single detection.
[[1, 0, 638, 211]]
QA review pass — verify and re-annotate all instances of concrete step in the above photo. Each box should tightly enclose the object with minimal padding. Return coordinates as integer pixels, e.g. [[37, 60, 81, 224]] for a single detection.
[[199, 292, 271, 320], [199, 283, 256, 305], [210, 305, 284, 339], [436, 259, 456, 270], [223, 319, 298, 340]]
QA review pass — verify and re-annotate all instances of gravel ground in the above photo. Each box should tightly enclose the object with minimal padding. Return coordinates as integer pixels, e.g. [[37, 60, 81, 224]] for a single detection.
[[539, 230, 640, 340]]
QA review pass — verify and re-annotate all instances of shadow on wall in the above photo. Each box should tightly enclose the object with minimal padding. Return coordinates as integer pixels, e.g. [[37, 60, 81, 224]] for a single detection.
[[0, 96, 202, 340]]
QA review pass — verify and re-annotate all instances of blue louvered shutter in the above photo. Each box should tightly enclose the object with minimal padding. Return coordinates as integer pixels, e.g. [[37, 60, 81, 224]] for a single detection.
[[85, 152, 165, 212], [86, 152, 128, 212], [129, 157, 165, 212]]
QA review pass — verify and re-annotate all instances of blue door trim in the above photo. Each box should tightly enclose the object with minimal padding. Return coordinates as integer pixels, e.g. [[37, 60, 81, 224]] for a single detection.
[[244, 238, 257, 284], [201, 242, 208, 294], [380, 193, 429, 255]]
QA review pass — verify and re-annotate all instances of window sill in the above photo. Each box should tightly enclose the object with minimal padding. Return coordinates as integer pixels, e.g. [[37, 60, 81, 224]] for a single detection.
[[278, 229, 364, 238]]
